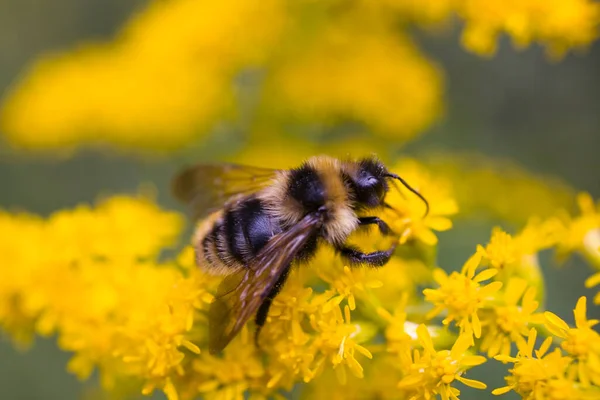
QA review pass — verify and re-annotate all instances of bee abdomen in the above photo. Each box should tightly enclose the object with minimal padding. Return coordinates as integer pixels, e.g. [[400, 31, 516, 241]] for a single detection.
[[196, 197, 282, 274], [198, 219, 242, 275]]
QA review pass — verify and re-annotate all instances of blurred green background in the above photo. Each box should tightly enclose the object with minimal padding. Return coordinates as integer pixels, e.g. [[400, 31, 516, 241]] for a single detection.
[[0, 1, 599, 399]]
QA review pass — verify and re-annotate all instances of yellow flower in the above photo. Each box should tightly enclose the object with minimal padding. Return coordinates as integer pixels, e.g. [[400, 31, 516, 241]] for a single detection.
[[398, 324, 487, 400], [479, 277, 541, 358], [265, 23, 442, 141], [377, 293, 416, 356], [318, 265, 383, 311], [0, 196, 214, 400], [382, 159, 458, 246], [423, 253, 503, 338], [476, 221, 561, 298], [545, 296, 600, 387], [193, 328, 267, 400], [556, 192, 600, 269], [493, 328, 579, 398], [457, 0, 600, 58], [1, 0, 285, 152], [310, 305, 373, 384], [423, 154, 576, 224], [300, 356, 403, 400]]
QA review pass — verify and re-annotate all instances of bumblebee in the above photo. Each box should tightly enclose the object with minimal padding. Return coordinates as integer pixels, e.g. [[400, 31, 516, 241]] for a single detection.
[[172, 155, 428, 354]]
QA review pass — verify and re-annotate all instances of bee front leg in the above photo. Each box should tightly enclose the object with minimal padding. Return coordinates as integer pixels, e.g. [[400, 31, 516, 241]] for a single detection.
[[358, 216, 392, 235], [336, 243, 397, 268]]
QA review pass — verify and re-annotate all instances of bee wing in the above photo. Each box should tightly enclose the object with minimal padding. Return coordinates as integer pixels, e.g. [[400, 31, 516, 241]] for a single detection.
[[208, 212, 322, 354], [172, 163, 279, 219]]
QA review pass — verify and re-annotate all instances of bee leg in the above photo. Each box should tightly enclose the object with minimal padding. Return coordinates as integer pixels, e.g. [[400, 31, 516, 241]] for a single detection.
[[358, 216, 393, 235], [337, 244, 397, 268], [254, 263, 292, 347]]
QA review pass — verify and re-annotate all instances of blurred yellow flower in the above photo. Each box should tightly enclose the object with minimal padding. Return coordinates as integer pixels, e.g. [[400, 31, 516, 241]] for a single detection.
[[556, 192, 600, 269], [457, 0, 600, 57], [476, 220, 560, 295], [264, 25, 442, 141], [1, 0, 286, 152], [424, 154, 576, 224], [375, 0, 600, 58], [0, 0, 442, 153], [4, 0, 597, 153]]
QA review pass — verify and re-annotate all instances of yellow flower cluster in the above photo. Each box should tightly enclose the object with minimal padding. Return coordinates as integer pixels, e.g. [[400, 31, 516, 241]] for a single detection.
[[1, 161, 599, 399], [386, 0, 600, 57], [0, 0, 441, 152], [0, 197, 214, 396], [494, 297, 600, 399]]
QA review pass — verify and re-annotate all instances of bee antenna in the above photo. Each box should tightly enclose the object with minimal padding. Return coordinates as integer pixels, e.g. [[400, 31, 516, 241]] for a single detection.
[[385, 173, 430, 218]]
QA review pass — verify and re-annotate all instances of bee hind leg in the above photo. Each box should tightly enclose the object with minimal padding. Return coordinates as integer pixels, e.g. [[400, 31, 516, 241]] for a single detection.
[[337, 243, 397, 268], [254, 263, 292, 348]]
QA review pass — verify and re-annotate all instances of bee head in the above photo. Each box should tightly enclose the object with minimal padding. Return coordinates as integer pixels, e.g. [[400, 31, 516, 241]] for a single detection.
[[347, 158, 389, 208], [346, 157, 430, 216]]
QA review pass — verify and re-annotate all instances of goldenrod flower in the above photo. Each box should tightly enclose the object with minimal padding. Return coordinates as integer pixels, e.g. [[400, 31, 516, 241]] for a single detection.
[[318, 265, 383, 311], [479, 277, 541, 358], [545, 296, 600, 387], [493, 328, 581, 398], [556, 192, 600, 269], [476, 221, 559, 297], [382, 159, 458, 246], [398, 324, 487, 400], [456, 0, 600, 58], [0, 196, 215, 400], [423, 253, 502, 338], [378, 293, 415, 356], [1, 0, 286, 152], [193, 328, 267, 400], [265, 25, 442, 141], [372, 0, 600, 58], [310, 305, 373, 384]]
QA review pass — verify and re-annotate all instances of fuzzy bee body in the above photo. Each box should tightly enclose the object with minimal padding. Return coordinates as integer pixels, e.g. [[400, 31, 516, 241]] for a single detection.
[[195, 197, 283, 276], [173, 155, 428, 354]]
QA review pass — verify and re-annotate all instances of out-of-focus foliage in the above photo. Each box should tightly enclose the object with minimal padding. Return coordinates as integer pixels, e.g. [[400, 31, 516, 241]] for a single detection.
[[2, 0, 599, 152], [423, 154, 577, 224]]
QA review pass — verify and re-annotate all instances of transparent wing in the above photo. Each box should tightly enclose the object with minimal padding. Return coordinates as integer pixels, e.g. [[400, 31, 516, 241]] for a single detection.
[[172, 163, 279, 219], [208, 213, 321, 354]]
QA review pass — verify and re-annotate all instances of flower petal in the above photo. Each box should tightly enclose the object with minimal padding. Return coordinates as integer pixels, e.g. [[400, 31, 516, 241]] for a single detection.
[[573, 296, 588, 329], [461, 355, 487, 366], [473, 268, 498, 283], [417, 324, 436, 354], [492, 386, 513, 395], [544, 311, 569, 338], [457, 376, 487, 389]]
